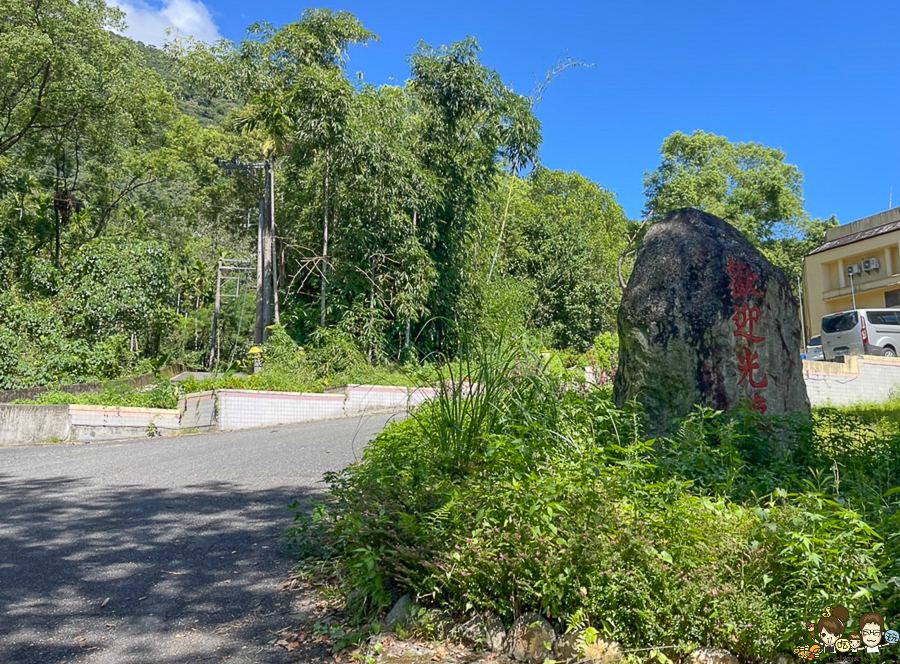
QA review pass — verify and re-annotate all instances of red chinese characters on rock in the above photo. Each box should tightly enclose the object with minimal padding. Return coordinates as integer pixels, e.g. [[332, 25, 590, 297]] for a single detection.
[[726, 260, 763, 301], [727, 259, 767, 414]]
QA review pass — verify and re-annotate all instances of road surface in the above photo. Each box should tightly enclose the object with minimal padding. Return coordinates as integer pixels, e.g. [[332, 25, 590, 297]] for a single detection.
[[0, 413, 401, 663]]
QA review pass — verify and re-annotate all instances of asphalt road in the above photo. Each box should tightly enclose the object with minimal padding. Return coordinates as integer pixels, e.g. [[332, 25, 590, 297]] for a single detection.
[[0, 413, 402, 664]]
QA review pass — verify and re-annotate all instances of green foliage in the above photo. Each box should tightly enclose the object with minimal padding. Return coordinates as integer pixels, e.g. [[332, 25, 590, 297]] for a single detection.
[[301, 348, 900, 659], [643, 130, 837, 286], [16, 379, 178, 409], [0, 4, 619, 384], [63, 237, 174, 339], [485, 168, 627, 351], [0, 290, 137, 388], [589, 331, 619, 372]]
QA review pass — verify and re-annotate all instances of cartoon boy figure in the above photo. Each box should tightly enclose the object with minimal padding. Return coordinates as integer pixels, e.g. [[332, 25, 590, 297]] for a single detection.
[[848, 632, 862, 653], [859, 612, 890, 653]]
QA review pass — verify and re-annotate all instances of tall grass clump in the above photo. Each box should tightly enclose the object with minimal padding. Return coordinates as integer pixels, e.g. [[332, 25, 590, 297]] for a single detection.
[[296, 340, 898, 660]]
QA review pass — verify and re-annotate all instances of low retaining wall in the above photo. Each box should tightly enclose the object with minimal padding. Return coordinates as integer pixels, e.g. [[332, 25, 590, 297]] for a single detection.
[[68, 405, 181, 442], [0, 384, 438, 445], [803, 355, 900, 406], [214, 385, 439, 429], [0, 404, 70, 444], [179, 390, 217, 431], [216, 389, 346, 429]]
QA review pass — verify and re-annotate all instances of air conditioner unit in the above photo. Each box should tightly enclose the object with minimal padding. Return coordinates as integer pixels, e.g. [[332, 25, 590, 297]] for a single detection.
[[863, 257, 881, 272], [847, 264, 862, 276]]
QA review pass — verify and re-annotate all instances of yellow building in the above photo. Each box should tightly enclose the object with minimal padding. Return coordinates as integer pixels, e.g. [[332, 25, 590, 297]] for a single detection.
[[802, 206, 900, 339]]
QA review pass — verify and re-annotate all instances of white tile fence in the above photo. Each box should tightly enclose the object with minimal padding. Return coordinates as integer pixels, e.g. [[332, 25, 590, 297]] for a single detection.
[[0, 385, 439, 445], [803, 355, 900, 407]]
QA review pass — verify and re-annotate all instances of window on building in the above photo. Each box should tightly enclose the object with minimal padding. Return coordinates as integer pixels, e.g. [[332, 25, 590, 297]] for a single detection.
[[887, 289, 900, 307]]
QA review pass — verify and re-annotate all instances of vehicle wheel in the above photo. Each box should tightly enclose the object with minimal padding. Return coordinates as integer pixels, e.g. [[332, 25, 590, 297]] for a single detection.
[[884, 346, 897, 357]]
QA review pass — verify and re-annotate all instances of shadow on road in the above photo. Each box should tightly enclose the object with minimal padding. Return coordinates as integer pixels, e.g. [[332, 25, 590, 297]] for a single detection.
[[0, 474, 322, 663]]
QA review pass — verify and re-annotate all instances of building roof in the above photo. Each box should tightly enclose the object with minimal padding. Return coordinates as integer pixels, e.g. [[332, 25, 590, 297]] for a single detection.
[[808, 218, 900, 255], [808, 206, 900, 256]]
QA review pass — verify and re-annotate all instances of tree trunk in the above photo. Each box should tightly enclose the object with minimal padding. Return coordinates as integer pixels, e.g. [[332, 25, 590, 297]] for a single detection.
[[320, 152, 330, 327], [368, 257, 375, 364], [54, 203, 60, 268], [194, 294, 200, 347], [487, 168, 517, 284]]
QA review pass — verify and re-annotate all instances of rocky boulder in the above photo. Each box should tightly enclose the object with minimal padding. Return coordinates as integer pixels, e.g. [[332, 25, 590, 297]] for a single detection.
[[687, 649, 740, 664], [505, 613, 555, 663], [451, 613, 506, 651], [614, 208, 810, 434], [384, 594, 413, 630], [552, 630, 623, 663]]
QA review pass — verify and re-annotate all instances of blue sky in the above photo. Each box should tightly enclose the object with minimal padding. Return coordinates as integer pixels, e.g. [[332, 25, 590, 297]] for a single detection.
[[114, 0, 900, 226]]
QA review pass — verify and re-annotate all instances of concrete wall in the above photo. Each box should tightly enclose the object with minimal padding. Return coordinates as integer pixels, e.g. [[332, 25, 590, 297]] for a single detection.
[[0, 404, 69, 445], [179, 390, 217, 430], [345, 384, 412, 414], [803, 355, 900, 406], [68, 405, 181, 442], [0, 384, 438, 445]]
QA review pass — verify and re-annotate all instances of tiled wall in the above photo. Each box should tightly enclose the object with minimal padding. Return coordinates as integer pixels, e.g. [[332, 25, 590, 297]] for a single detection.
[[216, 389, 347, 429], [1, 384, 439, 444], [408, 386, 439, 407], [803, 356, 900, 406]]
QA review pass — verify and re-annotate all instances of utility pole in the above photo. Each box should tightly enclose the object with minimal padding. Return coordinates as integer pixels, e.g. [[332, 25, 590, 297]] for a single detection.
[[215, 157, 277, 347], [268, 157, 280, 325]]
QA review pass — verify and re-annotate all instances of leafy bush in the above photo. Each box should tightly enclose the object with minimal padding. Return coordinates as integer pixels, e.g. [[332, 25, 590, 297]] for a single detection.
[[299, 346, 897, 659], [62, 237, 174, 341], [17, 379, 178, 409], [588, 331, 619, 371]]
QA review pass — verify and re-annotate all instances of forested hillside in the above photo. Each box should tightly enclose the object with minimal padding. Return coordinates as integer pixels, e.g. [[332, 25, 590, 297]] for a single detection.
[[0, 0, 830, 390]]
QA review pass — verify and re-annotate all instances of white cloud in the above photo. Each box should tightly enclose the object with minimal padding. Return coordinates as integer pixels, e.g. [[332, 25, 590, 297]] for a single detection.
[[109, 0, 222, 46]]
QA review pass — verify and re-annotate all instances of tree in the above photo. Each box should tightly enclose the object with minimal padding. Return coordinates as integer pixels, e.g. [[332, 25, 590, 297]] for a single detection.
[[170, 10, 376, 328], [484, 168, 628, 350], [62, 237, 174, 344], [0, 0, 184, 268], [0, 0, 129, 157], [643, 130, 836, 284], [409, 38, 539, 351]]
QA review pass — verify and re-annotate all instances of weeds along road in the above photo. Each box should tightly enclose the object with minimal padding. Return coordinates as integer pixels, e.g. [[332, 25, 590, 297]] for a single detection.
[[0, 412, 402, 664]]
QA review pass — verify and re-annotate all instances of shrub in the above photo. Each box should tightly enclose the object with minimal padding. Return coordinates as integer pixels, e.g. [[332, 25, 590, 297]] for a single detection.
[[301, 345, 895, 659], [17, 379, 178, 409]]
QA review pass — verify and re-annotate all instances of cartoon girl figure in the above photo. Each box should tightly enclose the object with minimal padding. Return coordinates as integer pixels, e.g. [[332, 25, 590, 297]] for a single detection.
[[814, 605, 850, 653], [848, 632, 862, 653], [859, 612, 890, 653]]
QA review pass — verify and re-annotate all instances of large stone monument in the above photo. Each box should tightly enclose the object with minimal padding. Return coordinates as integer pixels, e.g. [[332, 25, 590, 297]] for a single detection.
[[614, 208, 810, 432]]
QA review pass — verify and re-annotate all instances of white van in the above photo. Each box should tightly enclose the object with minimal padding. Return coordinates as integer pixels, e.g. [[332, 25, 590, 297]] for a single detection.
[[820, 309, 900, 360]]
